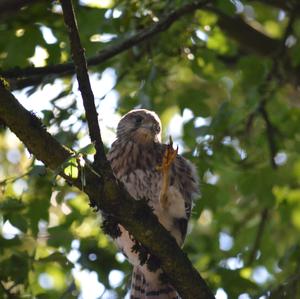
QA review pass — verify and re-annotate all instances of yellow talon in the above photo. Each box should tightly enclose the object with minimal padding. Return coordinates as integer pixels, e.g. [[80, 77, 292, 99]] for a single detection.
[[156, 136, 178, 171], [157, 136, 178, 209]]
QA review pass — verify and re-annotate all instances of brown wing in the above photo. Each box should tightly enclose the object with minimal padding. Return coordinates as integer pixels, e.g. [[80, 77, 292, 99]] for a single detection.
[[161, 144, 199, 240], [172, 154, 199, 218]]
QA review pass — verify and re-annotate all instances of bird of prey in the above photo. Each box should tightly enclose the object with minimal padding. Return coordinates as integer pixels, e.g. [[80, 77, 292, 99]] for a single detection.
[[107, 109, 199, 299]]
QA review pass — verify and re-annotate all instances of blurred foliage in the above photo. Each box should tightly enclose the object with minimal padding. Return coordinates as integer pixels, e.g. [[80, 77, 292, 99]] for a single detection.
[[1, 0, 300, 298]]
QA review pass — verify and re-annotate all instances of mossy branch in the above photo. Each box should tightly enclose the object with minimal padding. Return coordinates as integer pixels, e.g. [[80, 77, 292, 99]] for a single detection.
[[0, 85, 215, 299]]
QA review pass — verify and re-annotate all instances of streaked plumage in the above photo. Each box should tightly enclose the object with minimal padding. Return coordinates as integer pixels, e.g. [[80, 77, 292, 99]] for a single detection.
[[107, 109, 199, 298]]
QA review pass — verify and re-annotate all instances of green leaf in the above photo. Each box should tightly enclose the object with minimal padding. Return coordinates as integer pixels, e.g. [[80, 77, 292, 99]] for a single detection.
[[238, 56, 269, 87], [0, 197, 26, 212], [38, 252, 73, 270], [0, 236, 21, 251], [9, 214, 28, 233], [0, 253, 29, 283], [47, 226, 74, 249], [78, 143, 96, 155], [216, 0, 236, 15], [63, 160, 79, 179]]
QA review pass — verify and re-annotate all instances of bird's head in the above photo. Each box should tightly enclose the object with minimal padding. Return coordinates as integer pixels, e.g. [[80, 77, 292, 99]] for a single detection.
[[116, 109, 162, 144]]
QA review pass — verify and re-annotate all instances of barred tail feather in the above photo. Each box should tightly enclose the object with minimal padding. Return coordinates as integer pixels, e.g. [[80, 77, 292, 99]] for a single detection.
[[130, 266, 180, 299]]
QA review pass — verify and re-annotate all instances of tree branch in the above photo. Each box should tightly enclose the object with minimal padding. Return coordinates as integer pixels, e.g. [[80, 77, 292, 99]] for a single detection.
[[60, 0, 106, 169], [207, 7, 281, 56], [0, 87, 72, 170], [0, 85, 215, 299], [0, 0, 44, 16], [0, 0, 211, 82]]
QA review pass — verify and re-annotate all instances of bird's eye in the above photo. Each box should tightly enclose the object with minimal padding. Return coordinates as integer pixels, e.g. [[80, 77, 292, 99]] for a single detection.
[[135, 116, 143, 125]]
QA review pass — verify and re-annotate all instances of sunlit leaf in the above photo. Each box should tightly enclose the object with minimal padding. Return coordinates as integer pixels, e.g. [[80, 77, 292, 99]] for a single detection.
[[78, 143, 96, 155]]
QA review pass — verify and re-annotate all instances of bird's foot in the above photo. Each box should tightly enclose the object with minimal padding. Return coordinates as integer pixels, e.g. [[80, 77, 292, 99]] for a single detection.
[[157, 136, 178, 209], [156, 136, 178, 173]]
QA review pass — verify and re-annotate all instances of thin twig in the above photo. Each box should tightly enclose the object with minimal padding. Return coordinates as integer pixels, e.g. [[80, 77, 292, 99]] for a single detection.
[[0, 172, 29, 186], [259, 105, 277, 169], [247, 208, 269, 266], [0, 281, 16, 299], [60, 0, 106, 169], [257, 256, 300, 298]]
